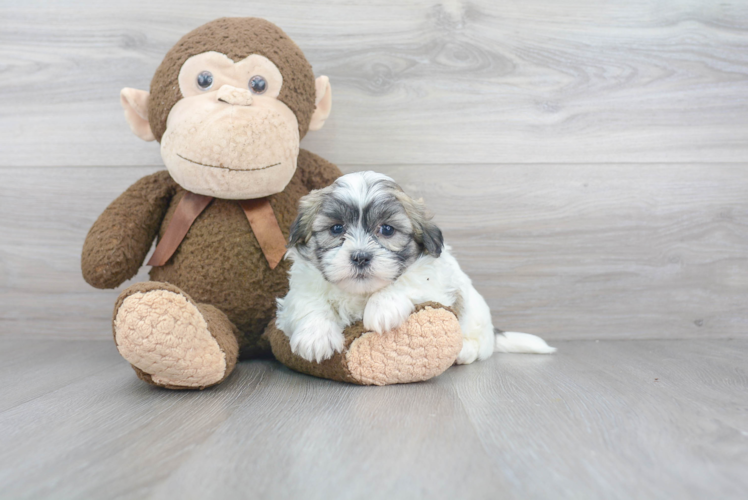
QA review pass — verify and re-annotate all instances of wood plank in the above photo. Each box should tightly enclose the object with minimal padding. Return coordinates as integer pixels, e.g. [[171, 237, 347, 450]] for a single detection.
[[0, 339, 745, 499], [0, 339, 120, 413], [1, 0, 747, 167], [1, 164, 746, 340], [445, 338, 748, 499], [0, 346, 273, 499]]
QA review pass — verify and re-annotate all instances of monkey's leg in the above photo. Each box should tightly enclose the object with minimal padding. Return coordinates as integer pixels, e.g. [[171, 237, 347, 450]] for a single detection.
[[266, 302, 463, 386], [113, 282, 239, 390]]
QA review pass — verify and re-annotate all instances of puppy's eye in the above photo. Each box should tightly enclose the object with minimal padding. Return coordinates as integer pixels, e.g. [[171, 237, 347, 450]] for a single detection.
[[330, 224, 345, 235], [249, 75, 267, 94], [196, 71, 214, 90], [379, 225, 395, 237]]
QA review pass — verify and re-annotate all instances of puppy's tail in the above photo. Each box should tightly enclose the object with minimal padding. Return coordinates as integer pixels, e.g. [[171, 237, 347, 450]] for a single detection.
[[494, 329, 557, 354]]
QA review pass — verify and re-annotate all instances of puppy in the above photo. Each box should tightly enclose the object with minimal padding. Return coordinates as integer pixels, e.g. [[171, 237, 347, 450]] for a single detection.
[[276, 171, 556, 363]]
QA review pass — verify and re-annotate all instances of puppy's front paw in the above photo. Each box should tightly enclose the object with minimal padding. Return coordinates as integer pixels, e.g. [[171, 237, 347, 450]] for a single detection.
[[363, 293, 414, 334], [289, 319, 344, 363]]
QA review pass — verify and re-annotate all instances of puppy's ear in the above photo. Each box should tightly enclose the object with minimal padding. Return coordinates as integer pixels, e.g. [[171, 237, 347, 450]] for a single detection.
[[395, 192, 445, 258], [419, 219, 444, 258], [288, 186, 332, 248]]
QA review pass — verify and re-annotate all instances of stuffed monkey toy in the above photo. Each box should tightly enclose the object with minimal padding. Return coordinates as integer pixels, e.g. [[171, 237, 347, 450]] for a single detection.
[[81, 18, 462, 389]]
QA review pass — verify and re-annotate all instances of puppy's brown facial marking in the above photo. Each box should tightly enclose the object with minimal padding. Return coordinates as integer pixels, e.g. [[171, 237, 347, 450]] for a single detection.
[[288, 172, 444, 294]]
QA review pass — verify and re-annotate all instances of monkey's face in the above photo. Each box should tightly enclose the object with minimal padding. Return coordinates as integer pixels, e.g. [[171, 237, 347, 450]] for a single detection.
[[120, 18, 332, 200], [160, 52, 299, 200]]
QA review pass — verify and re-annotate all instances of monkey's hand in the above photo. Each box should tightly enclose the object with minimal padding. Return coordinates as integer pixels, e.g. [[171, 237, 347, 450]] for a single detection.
[[81, 170, 176, 289], [364, 290, 415, 334]]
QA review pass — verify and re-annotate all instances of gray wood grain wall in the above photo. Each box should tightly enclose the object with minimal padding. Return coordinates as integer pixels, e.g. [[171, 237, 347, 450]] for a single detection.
[[1, 0, 747, 340]]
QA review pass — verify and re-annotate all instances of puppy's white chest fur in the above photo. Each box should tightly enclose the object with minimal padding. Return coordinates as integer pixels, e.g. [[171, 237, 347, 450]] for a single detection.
[[280, 246, 459, 325]]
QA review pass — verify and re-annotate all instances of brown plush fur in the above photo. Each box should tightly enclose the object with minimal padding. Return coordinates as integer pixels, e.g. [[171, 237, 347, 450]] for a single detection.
[[84, 149, 342, 362], [82, 173, 178, 289], [265, 319, 364, 384], [149, 17, 316, 142], [265, 303, 461, 385]]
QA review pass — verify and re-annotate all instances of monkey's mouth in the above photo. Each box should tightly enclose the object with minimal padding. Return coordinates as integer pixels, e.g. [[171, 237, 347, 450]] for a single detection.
[[177, 154, 281, 172]]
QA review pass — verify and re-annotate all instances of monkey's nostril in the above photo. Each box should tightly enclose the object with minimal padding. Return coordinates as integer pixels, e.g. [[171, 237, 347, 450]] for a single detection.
[[351, 252, 373, 268]]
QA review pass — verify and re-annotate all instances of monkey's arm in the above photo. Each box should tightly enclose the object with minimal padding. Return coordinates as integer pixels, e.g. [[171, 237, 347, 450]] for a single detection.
[[81, 170, 177, 289], [296, 149, 343, 191]]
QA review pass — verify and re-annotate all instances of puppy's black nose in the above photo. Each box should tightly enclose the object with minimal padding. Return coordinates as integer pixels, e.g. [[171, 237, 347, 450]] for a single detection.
[[351, 251, 372, 268]]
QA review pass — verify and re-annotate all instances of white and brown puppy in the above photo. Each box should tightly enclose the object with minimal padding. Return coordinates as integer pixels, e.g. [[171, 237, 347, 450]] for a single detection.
[[276, 171, 556, 363]]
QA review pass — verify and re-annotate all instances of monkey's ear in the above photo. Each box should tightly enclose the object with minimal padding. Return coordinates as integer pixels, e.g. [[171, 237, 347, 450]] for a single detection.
[[120, 88, 156, 142], [308, 76, 332, 132]]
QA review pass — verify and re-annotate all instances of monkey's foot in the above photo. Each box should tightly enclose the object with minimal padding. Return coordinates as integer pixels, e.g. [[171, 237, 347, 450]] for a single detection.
[[113, 282, 239, 390], [266, 302, 462, 386]]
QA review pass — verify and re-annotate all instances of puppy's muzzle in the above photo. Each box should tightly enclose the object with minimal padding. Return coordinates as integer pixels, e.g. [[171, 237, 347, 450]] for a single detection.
[[350, 251, 373, 269]]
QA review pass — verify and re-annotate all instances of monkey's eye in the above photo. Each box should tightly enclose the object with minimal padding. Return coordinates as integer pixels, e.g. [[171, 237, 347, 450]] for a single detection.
[[196, 71, 213, 90], [379, 225, 395, 237], [330, 224, 345, 235], [249, 75, 267, 94]]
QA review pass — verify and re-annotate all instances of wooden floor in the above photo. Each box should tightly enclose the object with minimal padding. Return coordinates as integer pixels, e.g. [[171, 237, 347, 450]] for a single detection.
[[0, 338, 746, 500]]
